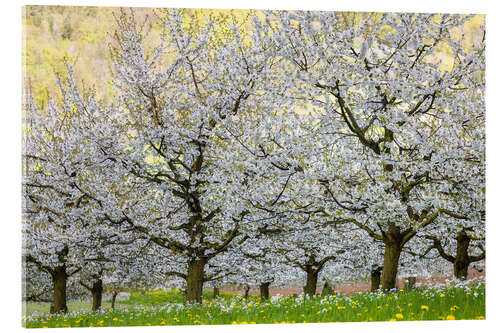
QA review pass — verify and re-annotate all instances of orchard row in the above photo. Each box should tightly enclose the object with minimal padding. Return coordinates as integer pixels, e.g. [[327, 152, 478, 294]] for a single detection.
[[23, 9, 485, 313]]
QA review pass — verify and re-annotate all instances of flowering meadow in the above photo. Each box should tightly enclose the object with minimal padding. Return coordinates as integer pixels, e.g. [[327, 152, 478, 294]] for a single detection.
[[23, 280, 485, 328]]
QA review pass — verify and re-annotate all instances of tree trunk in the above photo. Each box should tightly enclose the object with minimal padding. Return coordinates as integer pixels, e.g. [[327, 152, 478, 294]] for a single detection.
[[243, 284, 250, 300], [51, 267, 68, 313], [381, 240, 402, 291], [454, 260, 469, 280], [260, 282, 270, 300], [321, 281, 333, 296], [304, 267, 318, 297], [91, 278, 103, 311], [370, 266, 382, 292], [404, 276, 416, 291], [454, 232, 471, 280], [111, 291, 118, 310], [213, 286, 220, 299], [186, 258, 206, 304]]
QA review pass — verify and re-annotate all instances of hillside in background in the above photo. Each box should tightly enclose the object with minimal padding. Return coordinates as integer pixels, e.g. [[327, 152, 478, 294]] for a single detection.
[[23, 6, 484, 109]]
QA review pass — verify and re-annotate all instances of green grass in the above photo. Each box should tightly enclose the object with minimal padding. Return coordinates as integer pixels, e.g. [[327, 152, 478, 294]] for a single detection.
[[23, 300, 130, 317], [22, 281, 485, 328], [120, 289, 236, 307], [22, 289, 237, 317]]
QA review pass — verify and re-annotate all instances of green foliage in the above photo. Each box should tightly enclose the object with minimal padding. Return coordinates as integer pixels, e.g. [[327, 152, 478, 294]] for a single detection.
[[61, 18, 73, 40]]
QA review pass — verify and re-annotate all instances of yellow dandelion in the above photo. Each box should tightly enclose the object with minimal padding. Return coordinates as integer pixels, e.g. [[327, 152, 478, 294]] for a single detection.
[[395, 313, 403, 319], [232, 321, 238, 325], [440, 294, 445, 298], [421, 305, 429, 311], [389, 318, 397, 322], [446, 315, 455, 320]]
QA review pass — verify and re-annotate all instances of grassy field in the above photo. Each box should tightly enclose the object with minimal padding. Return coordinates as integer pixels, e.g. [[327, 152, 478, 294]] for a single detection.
[[22, 281, 485, 328], [23, 289, 235, 316]]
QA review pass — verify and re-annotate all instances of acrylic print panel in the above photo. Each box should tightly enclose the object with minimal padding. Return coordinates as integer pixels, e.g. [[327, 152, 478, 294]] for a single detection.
[[22, 4, 485, 328]]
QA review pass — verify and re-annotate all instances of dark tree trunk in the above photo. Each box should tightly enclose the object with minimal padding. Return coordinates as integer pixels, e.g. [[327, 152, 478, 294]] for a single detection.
[[186, 258, 206, 304], [260, 282, 270, 300], [51, 267, 68, 313], [404, 276, 417, 291], [243, 284, 250, 300], [304, 266, 318, 297], [454, 260, 470, 280], [91, 278, 103, 311], [370, 266, 382, 292], [381, 240, 402, 291], [111, 291, 118, 310], [321, 281, 333, 296], [454, 232, 471, 280], [213, 286, 219, 299]]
